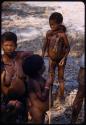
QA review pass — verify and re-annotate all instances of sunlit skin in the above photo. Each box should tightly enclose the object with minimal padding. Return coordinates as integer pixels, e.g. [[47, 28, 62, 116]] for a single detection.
[[49, 20, 67, 66], [2, 40, 16, 56], [42, 17, 70, 100], [49, 20, 68, 66], [1, 40, 50, 123], [1, 40, 26, 95], [1, 31, 35, 123], [49, 19, 60, 31]]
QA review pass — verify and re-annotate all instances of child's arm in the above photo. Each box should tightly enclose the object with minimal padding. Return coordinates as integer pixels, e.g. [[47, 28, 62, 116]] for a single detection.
[[42, 76, 53, 100], [33, 80, 45, 101], [58, 32, 70, 66], [42, 31, 50, 57], [33, 78, 53, 101]]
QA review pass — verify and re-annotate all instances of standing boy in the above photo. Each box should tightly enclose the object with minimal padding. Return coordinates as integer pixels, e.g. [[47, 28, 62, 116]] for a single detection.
[[42, 12, 70, 102]]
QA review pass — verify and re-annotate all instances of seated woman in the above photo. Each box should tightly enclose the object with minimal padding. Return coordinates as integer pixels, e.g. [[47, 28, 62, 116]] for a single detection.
[[22, 54, 53, 124], [1, 31, 33, 123]]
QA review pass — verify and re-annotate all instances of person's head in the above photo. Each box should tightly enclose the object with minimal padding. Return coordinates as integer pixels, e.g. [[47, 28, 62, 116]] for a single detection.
[[49, 12, 63, 31], [22, 54, 45, 78], [1, 32, 17, 55]]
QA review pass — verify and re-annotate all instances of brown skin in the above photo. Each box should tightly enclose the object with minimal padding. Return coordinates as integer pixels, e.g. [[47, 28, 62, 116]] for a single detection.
[[1, 40, 33, 122], [1, 41, 33, 96], [1, 41, 26, 95], [42, 19, 70, 98], [28, 92, 49, 123], [26, 68, 52, 124], [1, 40, 51, 123], [1, 40, 16, 55], [71, 67, 85, 123]]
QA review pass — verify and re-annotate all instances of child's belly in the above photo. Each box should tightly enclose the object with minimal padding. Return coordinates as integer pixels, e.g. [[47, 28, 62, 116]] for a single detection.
[[28, 92, 49, 112]]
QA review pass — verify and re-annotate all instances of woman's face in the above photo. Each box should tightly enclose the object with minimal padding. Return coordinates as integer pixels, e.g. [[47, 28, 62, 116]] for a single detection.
[[2, 40, 16, 55], [49, 19, 59, 31]]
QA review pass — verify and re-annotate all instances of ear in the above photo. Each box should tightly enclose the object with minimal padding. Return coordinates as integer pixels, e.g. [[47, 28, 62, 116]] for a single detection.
[[1, 49, 4, 54]]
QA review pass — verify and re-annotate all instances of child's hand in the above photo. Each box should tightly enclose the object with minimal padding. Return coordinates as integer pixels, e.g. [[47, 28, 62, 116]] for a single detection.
[[59, 58, 65, 66], [46, 77, 53, 87]]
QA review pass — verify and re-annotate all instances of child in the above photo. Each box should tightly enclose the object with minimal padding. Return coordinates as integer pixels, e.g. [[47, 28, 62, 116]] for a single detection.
[[22, 54, 52, 124], [42, 12, 70, 102], [1, 31, 33, 123]]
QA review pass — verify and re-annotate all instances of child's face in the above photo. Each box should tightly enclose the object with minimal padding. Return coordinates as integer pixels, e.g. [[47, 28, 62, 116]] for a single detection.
[[49, 19, 59, 31], [2, 41, 16, 55]]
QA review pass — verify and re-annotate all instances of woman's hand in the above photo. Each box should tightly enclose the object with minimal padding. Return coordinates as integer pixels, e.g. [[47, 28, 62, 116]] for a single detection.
[[8, 100, 22, 109]]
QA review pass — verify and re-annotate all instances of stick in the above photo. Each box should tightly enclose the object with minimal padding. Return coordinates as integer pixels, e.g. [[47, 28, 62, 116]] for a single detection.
[[48, 86, 52, 124]]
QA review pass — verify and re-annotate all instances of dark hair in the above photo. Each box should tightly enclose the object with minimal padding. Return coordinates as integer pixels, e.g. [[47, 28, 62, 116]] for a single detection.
[[49, 12, 63, 24], [1, 32, 17, 46], [22, 54, 44, 78]]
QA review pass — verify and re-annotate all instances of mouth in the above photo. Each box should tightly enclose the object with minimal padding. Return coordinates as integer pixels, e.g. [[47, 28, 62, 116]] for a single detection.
[[5, 51, 15, 55], [5, 51, 12, 53]]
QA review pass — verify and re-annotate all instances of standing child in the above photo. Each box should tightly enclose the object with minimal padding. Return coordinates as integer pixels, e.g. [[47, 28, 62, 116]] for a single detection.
[[1, 31, 33, 123], [42, 12, 70, 102]]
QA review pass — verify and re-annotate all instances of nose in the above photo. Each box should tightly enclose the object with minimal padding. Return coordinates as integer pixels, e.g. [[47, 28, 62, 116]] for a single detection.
[[51, 25, 55, 30], [51, 25, 54, 28], [7, 46, 11, 50], [6, 46, 13, 51]]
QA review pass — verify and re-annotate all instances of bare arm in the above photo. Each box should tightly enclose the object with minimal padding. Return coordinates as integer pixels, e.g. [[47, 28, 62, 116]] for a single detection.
[[42, 31, 50, 57], [58, 32, 70, 59], [32, 80, 44, 100], [58, 33, 70, 66], [32, 77, 53, 101], [63, 33, 70, 58]]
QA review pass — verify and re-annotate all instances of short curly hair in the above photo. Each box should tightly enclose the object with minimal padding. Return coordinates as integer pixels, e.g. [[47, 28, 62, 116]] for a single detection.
[[1, 32, 17, 46], [49, 12, 63, 24], [22, 54, 44, 78]]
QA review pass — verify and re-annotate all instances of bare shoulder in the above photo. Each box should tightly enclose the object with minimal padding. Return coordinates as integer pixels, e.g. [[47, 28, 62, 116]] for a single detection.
[[58, 32, 67, 38], [17, 51, 33, 58], [46, 30, 52, 37]]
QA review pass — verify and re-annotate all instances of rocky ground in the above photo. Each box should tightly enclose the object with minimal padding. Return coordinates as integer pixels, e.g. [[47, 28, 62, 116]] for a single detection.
[[1, 1, 85, 124]]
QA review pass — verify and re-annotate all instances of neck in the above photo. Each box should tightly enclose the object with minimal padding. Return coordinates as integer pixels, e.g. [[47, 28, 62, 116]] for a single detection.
[[4, 51, 17, 59]]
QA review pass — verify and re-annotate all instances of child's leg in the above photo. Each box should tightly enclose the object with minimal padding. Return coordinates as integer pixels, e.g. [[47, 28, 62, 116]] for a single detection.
[[49, 59, 56, 80], [49, 59, 56, 105], [58, 65, 65, 98]]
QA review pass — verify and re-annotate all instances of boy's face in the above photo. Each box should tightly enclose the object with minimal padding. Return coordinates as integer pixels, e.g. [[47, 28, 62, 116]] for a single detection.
[[49, 19, 59, 31], [2, 41, 16, 55]]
